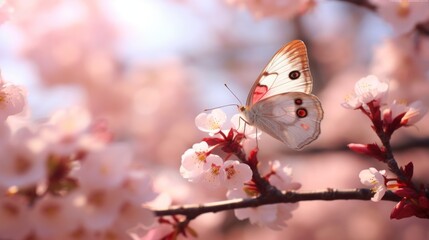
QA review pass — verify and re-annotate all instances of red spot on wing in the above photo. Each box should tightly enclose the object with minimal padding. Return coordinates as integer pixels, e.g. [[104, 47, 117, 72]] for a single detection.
[[296, 108, 308, 118], [300, 123, 310, 131], [252, 85, 268, 104]]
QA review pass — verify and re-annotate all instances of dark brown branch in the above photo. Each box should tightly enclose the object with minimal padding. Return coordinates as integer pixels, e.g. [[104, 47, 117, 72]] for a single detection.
[[153, 188, 400, 218], [331, 0, 377, 10], [333, 0, 429, 35]]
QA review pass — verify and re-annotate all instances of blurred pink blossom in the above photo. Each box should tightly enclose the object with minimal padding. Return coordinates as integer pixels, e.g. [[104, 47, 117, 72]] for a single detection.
[[370, 0, 429, 35], [226, 0, 315, 19], [0, 0, 13, 25], [0, 75, 26, 121]]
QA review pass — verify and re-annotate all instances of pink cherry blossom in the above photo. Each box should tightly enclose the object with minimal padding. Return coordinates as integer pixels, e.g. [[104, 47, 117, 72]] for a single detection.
[[0, 1, 13, 25], [120, 170, 157, 205], [0, 130, 47, 189], [0, 195, 31, 239], [227, 188, 297, 229], [359, 167, 387, 202], [342, 75, 389, 109], [226, 0, 315, 19], [0, 76, 26, 121], [30, 194, 79, 238], [225, 161, 300, 229], [196, 154, 225, 188], [223, 160, 252, 189], [39, 106, 104, 155], [268, 160, 301, 191], [71, 186, 124, 231], [113, 202, 155, 233], [180, 141, 210, 179], [383, 100, 427, 126], [370, 0, 429, 35], [231, 113, 260, 139], [401, 100, 427, 126], [195, 109, 226, 135], [74, 143, 132, 188]]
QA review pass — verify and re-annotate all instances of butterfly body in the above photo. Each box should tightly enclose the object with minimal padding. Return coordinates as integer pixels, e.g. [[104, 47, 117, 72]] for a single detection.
[[239, 40, 323, 150]]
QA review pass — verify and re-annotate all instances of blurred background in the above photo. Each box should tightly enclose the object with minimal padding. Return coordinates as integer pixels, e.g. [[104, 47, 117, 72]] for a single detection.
[[1, 0, 429, 239]]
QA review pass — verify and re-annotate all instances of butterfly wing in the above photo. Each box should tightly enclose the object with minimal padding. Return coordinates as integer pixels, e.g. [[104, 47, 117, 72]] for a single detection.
[[247, 92, 323, 150], [246, 40, 313, 106]]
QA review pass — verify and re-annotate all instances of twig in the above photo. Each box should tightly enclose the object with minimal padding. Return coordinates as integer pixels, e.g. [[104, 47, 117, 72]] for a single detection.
[[332, 0, 377, 10], [153, 188, 400, 217]]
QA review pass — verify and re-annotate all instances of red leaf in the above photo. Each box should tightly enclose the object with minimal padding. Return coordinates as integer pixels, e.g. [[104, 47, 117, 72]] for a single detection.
[[394, 187, 418, 198], [247, 148, 259, 169], [401, 162, 414, 181], [203, 137, 224, 146], [390, 199, 416, 219], [386, 112, 406, 136]]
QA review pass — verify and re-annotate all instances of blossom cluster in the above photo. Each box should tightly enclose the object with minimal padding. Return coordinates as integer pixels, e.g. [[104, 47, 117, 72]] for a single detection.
[[344, 75, 429, 219], [0, 74, 157, 240], [225, 0, 429, 36], [225, 0, 315, 19], [179, 109, 301, 230], [370, 0, 429, 35], [342, 75, 426, 139]]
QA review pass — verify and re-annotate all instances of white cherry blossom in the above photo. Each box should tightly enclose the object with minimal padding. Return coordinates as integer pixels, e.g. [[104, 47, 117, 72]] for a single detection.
[[223, 160, 252, 189], [359, 167, 387, 202], [342, 75, 389, 109], [195, 109, 227, 135], [370, 0, 429, 35], [180, 141, 210, 179]]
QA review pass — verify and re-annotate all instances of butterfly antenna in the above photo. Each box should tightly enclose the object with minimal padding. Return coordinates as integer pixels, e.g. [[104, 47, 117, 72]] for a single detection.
[[224, 83, 243, 106]]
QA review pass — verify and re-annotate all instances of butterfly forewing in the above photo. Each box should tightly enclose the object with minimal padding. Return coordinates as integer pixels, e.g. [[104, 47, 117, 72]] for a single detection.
[[246, 40, 313, 106], [247, 92, 323, 150]]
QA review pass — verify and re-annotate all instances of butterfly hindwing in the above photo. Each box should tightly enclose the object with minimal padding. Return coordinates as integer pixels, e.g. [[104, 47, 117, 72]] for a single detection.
[[248, 92, 323, 150], [246, 40, 313, 106]]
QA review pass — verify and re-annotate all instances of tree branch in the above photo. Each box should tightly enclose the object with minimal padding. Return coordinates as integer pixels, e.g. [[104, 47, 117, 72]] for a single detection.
[[333, 0, 429, 36], [332, 0, 377, 10], [153, 188, 400, 218]]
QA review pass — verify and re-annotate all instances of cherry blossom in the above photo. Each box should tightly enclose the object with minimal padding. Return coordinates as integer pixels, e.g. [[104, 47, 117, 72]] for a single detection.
[[0, 195, 31, 240], [195, 109, 227, 135], [225, 160, 300, 229], [359, 167, 387, 202], [268, 160, 301, 191], [74, 143, 132, 189], [30, 194, 79, 238], [370, 0, 429, 35], [227, 188, 298, 229], [223, 160, 252, 189], [383, 100, 427, 126], [71, 186, 124, 231], [120, 170, 157, 205], [0, 0, 13, 25], [196, 154, 225, 187], [342, 75, 389, 109], [0, 129, 47, 189], [231, 113, 260, 139], [399, 100, 427, 126], [226, 0, 315, 19], [113, 203, 155, 234], [180, 141, 211, 179], [0, 76, 26, 121], [39, 106, 105, 156]]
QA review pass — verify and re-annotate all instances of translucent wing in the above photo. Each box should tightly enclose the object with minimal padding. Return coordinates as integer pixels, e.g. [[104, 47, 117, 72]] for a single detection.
[[247, 92, 323, 150], [246, 40, 313, 106]]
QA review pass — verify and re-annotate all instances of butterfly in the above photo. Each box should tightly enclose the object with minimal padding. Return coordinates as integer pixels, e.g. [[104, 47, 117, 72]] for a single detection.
[[239, 40, 323, 150]]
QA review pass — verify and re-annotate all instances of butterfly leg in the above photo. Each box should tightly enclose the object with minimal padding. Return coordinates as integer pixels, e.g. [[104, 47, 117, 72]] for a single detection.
[[238, 115, 249, 134], [238, 116, 259, 148]]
